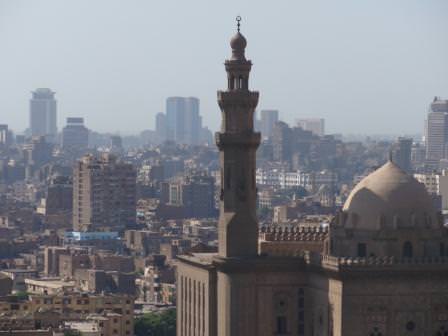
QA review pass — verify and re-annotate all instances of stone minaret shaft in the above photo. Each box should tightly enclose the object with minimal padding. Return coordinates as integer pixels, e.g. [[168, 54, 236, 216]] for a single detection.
[[216, 26, 260, 258]]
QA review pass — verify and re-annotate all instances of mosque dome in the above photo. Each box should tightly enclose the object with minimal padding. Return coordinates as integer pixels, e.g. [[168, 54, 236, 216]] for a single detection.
[[342, 160, 437, 230]]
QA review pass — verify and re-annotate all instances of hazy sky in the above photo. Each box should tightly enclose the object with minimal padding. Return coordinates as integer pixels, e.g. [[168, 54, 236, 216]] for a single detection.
[[1, 0, 447, 135]]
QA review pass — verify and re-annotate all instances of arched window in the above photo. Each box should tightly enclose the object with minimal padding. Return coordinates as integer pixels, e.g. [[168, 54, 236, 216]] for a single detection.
[[274, 293, 288, 334], [403, 241, 413, 258], [276, 316, 287, 334]]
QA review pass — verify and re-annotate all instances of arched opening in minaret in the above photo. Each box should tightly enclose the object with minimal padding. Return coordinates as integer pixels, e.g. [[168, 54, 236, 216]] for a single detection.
[[233, 77, 239, 90], [228, 76, 234, 90], [237, 75, 245, 90]]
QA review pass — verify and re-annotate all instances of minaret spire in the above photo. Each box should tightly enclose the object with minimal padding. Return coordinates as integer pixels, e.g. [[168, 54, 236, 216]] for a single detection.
[[216, 22, 260, 257], [236, 15, 241, 32]]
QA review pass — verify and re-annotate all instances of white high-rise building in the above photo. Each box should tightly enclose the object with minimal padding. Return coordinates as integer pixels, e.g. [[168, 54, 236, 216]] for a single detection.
[[296, 118, 325, 136], [260, 109, 279, 138], [166, 97, 201, 145], [425, 97, 448, 164], [29, 88, 57, 143]]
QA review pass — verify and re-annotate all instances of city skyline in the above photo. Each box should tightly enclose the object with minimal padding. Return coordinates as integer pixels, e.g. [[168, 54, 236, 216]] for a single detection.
[[1, 6, 448, 334], [1, 1, 447, 135]]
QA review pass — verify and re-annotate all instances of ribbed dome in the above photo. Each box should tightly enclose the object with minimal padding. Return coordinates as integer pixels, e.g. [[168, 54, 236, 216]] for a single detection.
[[342, 161, 437, 230]]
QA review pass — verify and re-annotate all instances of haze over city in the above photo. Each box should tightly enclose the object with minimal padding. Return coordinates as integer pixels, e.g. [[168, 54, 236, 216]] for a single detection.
[[3, 2, 448, 336], [1, 0, 447, 135]]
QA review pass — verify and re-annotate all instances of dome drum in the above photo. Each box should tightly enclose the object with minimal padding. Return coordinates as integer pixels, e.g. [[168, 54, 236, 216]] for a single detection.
[[330, 160, 447, 258]]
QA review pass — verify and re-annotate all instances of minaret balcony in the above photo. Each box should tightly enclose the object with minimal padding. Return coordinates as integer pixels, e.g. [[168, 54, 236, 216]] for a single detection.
[[217, 91, 259, 108]]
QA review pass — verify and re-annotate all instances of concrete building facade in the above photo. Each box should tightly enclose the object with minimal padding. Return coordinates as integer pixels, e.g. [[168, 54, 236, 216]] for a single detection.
[[296, 118, 325, 136], [62, 117, 89, 150], [73, 153, 136, 232]]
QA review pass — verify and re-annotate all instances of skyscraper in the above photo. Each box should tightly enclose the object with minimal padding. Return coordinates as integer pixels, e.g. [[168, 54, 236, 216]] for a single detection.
[[391, 137, 413, 173], [425, 97, 448, 165], [73, 153, 136, 232], [272, 121, 293, 162], [155, 112, 167, 144], [166, 97, 201, 145], [297, 118, 325, 136], [260, 109, 279, 138], [30, 88, 57, 143], [62, 117, 89, 150], [0, 125, 10, 147]]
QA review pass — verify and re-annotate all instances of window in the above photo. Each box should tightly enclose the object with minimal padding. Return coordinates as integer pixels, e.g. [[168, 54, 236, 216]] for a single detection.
[[369, 327, 383, 336], [441, 243, 445, 257], [357, 243, 367, 257], [298, 288, 305, 335], [403, 241, 413, 258], [276, 316, 287, 334], [436, 325, 448, 336], [406, 321, 416, 331]]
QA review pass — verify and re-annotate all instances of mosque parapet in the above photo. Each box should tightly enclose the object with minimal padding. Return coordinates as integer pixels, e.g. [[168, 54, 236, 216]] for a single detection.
[[315, 253, 448, 271], [260, 226, 329, 241]]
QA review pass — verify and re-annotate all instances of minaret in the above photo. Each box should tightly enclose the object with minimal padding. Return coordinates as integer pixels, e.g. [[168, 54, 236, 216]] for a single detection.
[[216, 17, 260, 257]]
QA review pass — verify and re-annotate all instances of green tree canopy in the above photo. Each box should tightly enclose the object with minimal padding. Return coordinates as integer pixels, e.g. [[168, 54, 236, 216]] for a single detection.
[[134, 309, 176, 336]]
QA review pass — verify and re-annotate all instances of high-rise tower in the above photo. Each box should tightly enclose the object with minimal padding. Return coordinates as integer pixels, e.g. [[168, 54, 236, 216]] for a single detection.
[[216, 20, 260, 257], [260, 109, 279, 138], [73, 153, 136, 232], [166, 96, 201, 145], [425, 97, 448, 166], [30, 88, 57, 143]]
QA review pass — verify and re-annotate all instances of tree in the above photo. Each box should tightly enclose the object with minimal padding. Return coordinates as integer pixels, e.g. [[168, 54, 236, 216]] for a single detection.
[[64, 331, 82, 336], [14, 291, 29, 300], [134, 309, 176, 336]]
